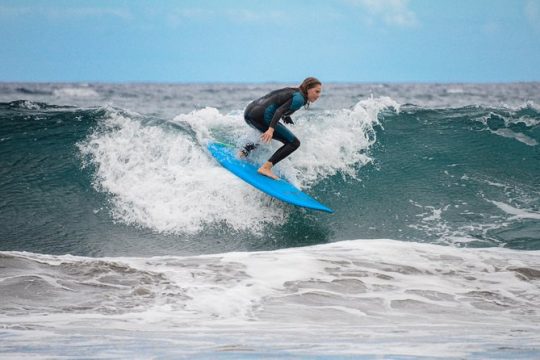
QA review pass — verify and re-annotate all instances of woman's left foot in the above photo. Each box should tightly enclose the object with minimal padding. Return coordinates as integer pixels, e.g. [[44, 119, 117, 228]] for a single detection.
[[257, 162, 279, 180]]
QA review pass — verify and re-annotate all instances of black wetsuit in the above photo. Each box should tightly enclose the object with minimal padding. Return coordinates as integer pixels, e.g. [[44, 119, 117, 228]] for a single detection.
[[243, 87, 306, 165]]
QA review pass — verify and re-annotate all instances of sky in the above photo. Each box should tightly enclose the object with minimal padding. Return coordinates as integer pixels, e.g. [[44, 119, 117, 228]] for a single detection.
[[0, 0, 539, 83]]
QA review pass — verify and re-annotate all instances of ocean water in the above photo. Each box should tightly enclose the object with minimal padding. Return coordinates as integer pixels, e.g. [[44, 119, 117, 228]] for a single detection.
[[0, 82, 539, 359]]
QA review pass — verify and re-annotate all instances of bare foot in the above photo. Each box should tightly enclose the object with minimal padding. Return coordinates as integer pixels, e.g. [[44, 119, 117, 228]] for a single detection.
[[258, 162, 279, 180], [237, 150, 247, 159]]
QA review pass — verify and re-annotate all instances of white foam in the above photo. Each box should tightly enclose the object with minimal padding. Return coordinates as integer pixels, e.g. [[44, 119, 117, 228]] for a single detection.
[[484, 179, 507, 188], [1, 239, 539, 358], [516, 115, 540, 127], [474, 109, 539, 146], [278, 96, 399, 186], [408, 200, 509, 246], [491, 128, 538, 146], [489, 200, 540, 220], [19, 100, 42, 110], [506, 100, 540, 114], [446, 88, 464, 94], [79, 97, 398, 233], [173, 97, 399, 188], [53, 87, 99, 98], [78, 109, 285, 234]]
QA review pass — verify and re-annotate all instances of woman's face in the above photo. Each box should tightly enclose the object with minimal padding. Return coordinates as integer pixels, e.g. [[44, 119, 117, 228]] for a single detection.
[[307, 84, 322, 102]]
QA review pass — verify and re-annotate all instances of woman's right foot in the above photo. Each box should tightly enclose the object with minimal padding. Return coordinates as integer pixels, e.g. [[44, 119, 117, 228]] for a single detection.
[[258, 162, 279, 180]]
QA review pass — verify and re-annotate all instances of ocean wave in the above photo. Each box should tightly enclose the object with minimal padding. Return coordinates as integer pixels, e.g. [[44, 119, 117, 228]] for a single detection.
[[15, 87, 53, 95], [78, 108, 287, 234], [471, 105, 539, 146], [78, 97, 398, 234], [398, 103, 539, 147], [1, 239, 539, 357], [2, 239, 538, 321], [0, 99, 65, 110], [1, 88, 538, 254]]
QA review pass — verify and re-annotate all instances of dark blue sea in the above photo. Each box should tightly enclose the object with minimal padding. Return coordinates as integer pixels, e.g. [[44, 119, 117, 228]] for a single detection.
[[1, 82, 539, 359]]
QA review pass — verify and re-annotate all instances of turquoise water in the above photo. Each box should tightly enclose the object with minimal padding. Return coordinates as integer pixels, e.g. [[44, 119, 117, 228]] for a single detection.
[[1, 84, 538, 255], [0, 83, 539, 358]]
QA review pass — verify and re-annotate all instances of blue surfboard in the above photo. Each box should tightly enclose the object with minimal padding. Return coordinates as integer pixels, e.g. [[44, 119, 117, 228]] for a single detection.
[[207, 142, 333, 213]]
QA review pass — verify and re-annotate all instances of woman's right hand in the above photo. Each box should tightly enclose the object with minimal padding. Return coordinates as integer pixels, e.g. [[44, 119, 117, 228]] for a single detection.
[[260, 128, 274, 143]]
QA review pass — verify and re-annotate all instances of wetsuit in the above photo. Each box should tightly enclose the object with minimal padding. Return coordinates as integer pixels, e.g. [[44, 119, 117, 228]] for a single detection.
[[243, 87, 306, 165]]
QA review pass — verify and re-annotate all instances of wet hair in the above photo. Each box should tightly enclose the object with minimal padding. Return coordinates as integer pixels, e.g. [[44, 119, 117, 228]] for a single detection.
[[298, 77, 322, 108]]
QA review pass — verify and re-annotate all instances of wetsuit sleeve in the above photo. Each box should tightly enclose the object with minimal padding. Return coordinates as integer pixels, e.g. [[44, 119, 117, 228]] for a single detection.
[[268, 98, 293, 129]]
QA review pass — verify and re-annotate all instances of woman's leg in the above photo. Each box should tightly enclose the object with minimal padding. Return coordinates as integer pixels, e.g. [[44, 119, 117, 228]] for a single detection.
[[240, 115, 266, 157], [257, 123, 300, 179], [267, 122, 300, 165], [242, 114, 301, 179]]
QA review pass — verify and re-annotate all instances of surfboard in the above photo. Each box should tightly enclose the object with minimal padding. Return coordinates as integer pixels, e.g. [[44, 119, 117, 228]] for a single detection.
[[207, 142, 334, 213]]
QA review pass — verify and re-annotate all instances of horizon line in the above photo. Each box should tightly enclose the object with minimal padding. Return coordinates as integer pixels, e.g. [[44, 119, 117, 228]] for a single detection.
[[2, 80, 540, 85]]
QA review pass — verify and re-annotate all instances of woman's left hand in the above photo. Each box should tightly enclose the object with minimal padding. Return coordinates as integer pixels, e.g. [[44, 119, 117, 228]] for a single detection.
[[261, 128, 274, 143]]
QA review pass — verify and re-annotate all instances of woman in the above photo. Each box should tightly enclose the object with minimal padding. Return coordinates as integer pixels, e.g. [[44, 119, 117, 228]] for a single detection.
[[240, 77, 322, 179]]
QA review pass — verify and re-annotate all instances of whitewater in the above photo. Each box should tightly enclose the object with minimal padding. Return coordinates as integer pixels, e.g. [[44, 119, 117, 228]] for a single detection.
[[0, 82, 539, 358]]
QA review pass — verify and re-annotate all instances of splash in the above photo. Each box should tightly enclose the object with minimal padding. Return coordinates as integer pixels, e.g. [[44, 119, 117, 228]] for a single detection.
[[79, 97, 398, 234], [78, 108, 285, 234]]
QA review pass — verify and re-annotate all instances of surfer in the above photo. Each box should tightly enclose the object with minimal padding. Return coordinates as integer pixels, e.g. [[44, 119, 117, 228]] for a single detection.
[[240, 77, 322, 179]]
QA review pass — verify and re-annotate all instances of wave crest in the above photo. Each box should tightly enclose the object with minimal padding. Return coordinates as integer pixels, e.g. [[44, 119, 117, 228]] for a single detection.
[[78, 97, 399, 234]]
